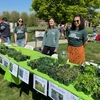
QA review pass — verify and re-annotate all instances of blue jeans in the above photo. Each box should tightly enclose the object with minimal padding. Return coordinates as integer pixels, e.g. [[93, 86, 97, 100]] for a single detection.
[[17, 39, 25, 47]]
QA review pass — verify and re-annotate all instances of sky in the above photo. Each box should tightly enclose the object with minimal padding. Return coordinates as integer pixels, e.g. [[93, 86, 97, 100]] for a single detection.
[[0, 0, 33, 14]]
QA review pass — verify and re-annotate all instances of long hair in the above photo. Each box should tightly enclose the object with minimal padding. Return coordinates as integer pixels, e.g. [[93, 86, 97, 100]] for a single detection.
[[17, 18, 24, 31], [45, 18, 56, 33], [71, 14, 85, 30]]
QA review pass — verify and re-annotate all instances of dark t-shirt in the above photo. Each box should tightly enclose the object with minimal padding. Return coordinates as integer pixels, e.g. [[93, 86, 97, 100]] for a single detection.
[[66, 28, 88, 46], [14, 26, 27, 40]]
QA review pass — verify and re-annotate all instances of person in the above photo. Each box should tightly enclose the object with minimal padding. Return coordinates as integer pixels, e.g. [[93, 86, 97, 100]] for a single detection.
[[93, 26, 97, 40], [66, 14, 88, 65], [41, 18, 60, 56], [14, 18, 28, 47], [0, 17, 11, 43]]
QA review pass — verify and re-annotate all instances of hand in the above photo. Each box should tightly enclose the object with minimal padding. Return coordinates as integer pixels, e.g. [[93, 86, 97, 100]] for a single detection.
[[41, 47, 43, 51], [54, 49, 57, 53]]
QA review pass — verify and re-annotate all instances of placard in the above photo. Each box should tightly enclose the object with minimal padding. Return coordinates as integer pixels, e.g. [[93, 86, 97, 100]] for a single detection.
[[18, 66, 30, 84], [2, 56, 10, 67], [35, 30, 45, 38], [66, 91, 82, 100], [33, 74, 47, 96], [9, 61, 18, 77], [48, 82, 66, 100]]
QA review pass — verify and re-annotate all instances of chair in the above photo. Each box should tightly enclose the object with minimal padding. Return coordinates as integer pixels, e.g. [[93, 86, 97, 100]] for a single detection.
[[24, 45, 34, 50]]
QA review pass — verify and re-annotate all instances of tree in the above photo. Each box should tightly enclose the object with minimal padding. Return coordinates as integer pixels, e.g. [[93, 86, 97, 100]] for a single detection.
[[10, 11, 20, 23], [1, 11, 10, 21], [31, 0, 100, 24]]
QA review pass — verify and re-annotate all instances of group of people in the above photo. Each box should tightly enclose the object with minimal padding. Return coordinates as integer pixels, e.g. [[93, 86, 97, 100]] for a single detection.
[[41, 14, 88, 66], [0, 14, 89, 66]]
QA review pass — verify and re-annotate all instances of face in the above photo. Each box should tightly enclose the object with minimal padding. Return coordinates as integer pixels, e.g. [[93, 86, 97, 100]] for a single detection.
[[18, 18, 23, 25], [74, 17, 81, 27], [49, 18, 55, 26]]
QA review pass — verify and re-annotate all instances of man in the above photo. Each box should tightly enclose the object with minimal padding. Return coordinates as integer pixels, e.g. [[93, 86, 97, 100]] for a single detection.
[[0, 17, 11, 43]]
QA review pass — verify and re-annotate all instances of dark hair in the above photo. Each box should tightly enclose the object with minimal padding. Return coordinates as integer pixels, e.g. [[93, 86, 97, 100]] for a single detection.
[[2, 17, 8, 21], [71, 14, 85, 30], [17, 18, 23, 26]]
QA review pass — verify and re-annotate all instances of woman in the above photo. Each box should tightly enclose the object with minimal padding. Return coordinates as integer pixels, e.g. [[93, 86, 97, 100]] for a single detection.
[[41, 18, 60, 56], [14, 18, 28, 47], [66, 14, 88, 65]]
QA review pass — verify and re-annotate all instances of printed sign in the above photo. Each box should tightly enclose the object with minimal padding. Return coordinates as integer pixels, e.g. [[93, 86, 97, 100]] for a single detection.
[[9, 61, 18, 77], [35, 31, 45, 38], [18, 66, 30, 84], [2, 56, 10, 67], [33, 74, 47, 96], [49, 82, 66, 100]]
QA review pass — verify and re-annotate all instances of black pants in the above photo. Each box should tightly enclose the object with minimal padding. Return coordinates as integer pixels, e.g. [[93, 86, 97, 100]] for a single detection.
[[42, 45, 55, 56]]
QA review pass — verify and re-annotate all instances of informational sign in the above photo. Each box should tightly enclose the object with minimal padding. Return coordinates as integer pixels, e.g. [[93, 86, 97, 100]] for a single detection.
[[66, 91, 82, 100], [0, 55, 3, 65], [33, 74, 47, 96], [9, 61, 18, 77], [2, 56, 10, 67], [35, 30, 45, 38], [18, 66, 30, 84], [48, 82, 66, 100]]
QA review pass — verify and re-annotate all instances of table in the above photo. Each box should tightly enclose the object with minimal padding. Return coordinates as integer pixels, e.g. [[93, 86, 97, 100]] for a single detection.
[[0, 46, 94, 100]]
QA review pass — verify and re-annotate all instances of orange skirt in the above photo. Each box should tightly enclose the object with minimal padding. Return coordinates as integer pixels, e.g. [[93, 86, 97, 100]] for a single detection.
[[67, 45, 85, 65]]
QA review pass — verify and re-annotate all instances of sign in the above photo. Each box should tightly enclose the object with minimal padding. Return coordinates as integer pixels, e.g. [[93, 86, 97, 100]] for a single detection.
[[33, 74, 47, 96], [9, 61, 18, 77], [35, 30, 45, 38], [2, 56, 10, 67], [18, 66, 30, 84], [49, 82, 66, 100]]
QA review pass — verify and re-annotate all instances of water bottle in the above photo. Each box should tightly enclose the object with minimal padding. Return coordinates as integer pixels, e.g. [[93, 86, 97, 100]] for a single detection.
[[7, 37, 10, 44]]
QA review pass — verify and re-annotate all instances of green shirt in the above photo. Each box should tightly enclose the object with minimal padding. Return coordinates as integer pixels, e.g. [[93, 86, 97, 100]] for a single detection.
[[42, 29, 60, 50], [14, 26, 27, 40], [66, 29, 88, 46]]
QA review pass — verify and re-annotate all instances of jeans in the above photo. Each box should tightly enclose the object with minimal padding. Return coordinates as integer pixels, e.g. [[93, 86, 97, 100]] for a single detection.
[[17, 39, 25, 47]]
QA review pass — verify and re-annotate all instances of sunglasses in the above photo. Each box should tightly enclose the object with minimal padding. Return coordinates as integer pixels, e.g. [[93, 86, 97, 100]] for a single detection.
[[74, 20, 79, 23], [18, 20, 23, 22]]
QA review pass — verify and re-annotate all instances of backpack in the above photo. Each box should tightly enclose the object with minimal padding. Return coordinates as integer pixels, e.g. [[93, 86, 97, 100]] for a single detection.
[[0, 22, 11, 37]]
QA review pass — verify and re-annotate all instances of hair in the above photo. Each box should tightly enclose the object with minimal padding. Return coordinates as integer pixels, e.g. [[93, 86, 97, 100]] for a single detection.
[[71, 14, 85, 30], [45, 18, 56, 33], [16, 18, 24, 31], [2, 17, 8, 21]]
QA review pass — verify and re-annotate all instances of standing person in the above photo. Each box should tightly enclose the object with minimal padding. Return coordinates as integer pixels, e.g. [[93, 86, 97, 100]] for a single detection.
[[66, 14, 88, 65], [93, 26, 97, 40], [0, 17, 11, 43], [41, 18, 60, 56], [14, 18, 28, 47]]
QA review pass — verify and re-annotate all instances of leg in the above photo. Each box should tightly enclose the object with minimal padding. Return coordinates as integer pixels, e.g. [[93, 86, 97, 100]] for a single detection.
[[49, 47, 55, 56], [42, 46, 49, 55]]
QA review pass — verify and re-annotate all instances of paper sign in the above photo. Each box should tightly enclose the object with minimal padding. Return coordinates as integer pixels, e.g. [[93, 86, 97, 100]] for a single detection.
[[65, 90, 82, 100], [2, 56, 10, 67], [35, 31, 45, 38], [48, 82, 66, 100], [18, 66, 30, 84], [9, 61, 18, 77], [33, 74, 47, 96]]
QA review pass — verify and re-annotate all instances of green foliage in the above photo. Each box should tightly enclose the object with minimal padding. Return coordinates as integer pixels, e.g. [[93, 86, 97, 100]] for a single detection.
[[31, 0, 100, 23]]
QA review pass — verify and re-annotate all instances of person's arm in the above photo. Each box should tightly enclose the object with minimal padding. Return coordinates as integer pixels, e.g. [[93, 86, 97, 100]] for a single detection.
[[14, 33, 17, 44], [24, 32, 28, 46], [54, 30, 60, 52], [83, 40, 88, 47]]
